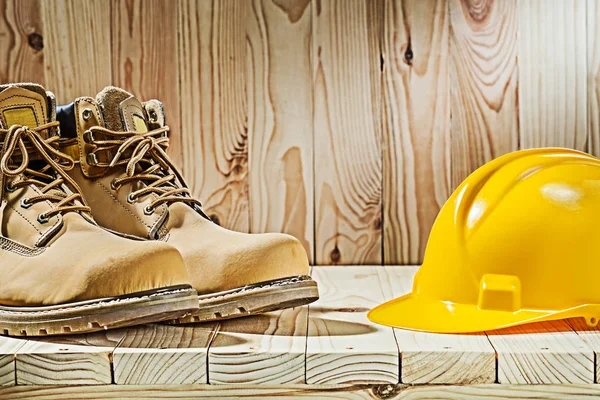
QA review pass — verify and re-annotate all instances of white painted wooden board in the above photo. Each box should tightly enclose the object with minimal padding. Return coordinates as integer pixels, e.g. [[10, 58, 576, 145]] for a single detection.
[[208, 306, 308, 384], [306, 267, 399, 384], [112, 323, 218, 385], [487, 320, 593, 384], [0, 336, 27, 386], [14, 331, 125, 385], [377, 267, 496, 384]]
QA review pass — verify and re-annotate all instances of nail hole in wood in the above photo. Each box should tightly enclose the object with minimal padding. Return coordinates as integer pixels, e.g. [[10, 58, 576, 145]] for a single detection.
[[404, 40, 413, 66]]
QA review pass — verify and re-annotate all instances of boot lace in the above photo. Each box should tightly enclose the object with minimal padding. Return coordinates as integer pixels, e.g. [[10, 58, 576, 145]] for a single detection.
[[0, 122, 91, 222], [85, 125, 202, 214]]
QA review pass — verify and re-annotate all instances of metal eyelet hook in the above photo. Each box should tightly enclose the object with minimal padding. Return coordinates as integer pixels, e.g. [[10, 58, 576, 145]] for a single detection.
[[82, 130, 95, 143], [37, 214, 49, 224], [148, 110, 158, 123], [144, 205, 155, 215], [127, 193, 137, 204]]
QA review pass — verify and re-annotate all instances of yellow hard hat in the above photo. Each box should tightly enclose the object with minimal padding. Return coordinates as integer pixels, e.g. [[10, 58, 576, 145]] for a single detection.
[[369, 148, 600, 333]]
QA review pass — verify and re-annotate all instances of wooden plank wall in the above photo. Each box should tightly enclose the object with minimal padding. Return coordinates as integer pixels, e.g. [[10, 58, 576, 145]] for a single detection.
[[0, 0, 595, 265]]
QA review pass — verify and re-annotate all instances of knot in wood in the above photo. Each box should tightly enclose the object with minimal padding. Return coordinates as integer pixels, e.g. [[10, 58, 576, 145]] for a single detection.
[[28, 32, 44, 51]]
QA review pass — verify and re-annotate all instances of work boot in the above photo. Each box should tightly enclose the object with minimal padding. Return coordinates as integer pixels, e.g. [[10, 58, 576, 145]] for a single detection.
[[0, 83, 199, 336], [57, 87, 319, 323]]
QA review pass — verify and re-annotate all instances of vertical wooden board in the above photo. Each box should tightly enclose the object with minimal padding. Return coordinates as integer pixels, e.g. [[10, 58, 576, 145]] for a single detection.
[[247, 0, 314, 262], [306, 267, 399, 384], [15, 330, 125, 385], [377, 267, 495, 384], [178, 0, 250, 232], [382, 0, 450, 265], [0, 337, 26, 386], [588, 0, 600, 156], [0, 0, 44, 84], [313, 0, 383, 265], [113, 323, 218, 385], [518, 0, 587, 150], [487, 320, 593, 384], [112, 0, 182, 167], [41, 0, 111, 103], [208, 307, 308, 384], [450, 0, 518, 189], [568, 317, 600, 383]]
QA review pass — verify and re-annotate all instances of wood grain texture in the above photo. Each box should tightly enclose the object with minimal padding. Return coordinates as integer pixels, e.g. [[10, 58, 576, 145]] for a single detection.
[[518, 0, 587, 150], [14, 331, 124, 385], [0, 0, 44, 84], [112, 323, 218, 385], [378, 267, 495, 384], [588, 0, 600, 156], [450, 0, 518, 189], [41, 0, 111, 103], [382, 0, 450, 264], [208, 307, 308, 385], [111, 0, 182, 168], [313, 0, 383, 265], [306, 267, 399, 384], [6, 384, 600, 399], [178, 0, 250, 232], [247, 0, 314, 262], [568, 317, 600, 383], [0, 336, 26, 386], [487, 320, 594, 384]]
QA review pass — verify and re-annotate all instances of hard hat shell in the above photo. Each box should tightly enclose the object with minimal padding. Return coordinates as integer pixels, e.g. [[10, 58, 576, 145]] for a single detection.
[[369, 148, 600, 333]]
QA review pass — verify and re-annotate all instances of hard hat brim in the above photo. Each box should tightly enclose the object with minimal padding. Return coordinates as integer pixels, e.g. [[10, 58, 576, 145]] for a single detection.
[[368, 292, 557, 333]]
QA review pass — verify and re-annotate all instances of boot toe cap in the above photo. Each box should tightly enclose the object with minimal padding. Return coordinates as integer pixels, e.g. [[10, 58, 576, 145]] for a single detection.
[[211, 233, 310, 292], [76, 241, 190, 301]]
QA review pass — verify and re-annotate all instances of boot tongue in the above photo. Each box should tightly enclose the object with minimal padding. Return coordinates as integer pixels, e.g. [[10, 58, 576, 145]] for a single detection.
[[96, 86, 149, 133], [0, 83, 55, 136]]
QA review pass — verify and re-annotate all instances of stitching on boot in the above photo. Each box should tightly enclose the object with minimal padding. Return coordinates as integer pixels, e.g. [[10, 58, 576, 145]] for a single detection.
[[0, 236, 45, 257], [0, 287, 192, 314], [95, 180, 152, 229], [198, 276, 313, 302], [8, 205, 42, 234], [75, 98, 102, 177], [31, 184, 61, 232], [0, 94, 47, 125]]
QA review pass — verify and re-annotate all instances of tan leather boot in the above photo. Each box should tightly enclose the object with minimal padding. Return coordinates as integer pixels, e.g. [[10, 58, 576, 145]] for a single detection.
[[0, 83, 199, 336], [58, 87, 318, 323]]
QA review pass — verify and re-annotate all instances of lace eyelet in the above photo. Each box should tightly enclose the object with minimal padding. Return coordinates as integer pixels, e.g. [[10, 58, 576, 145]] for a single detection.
[[37, 214, 49, 224], [82, 109, 93, 121], [144, 206, 155, 215], [5, 183, 16, 193], [110, 180, 119, 191], [20, 198, 32, 209], [127, 193, 137, 204]]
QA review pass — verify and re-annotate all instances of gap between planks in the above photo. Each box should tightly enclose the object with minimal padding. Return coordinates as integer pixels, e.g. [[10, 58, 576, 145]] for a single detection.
[[1, 266, 600, 386]]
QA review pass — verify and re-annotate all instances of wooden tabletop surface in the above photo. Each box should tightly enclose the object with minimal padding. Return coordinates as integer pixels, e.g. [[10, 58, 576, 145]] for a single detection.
[[2, 266, 600, 399]]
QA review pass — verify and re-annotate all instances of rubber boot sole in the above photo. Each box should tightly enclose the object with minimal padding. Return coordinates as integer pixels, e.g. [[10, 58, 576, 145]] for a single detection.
[[0, 285, 198, 337], [169, 275, 319, 324]]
